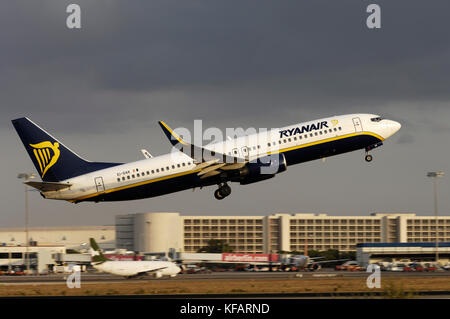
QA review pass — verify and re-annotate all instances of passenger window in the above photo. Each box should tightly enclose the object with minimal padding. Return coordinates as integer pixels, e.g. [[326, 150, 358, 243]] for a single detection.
[[161, 168, 164, 172], [293, 137, 297, 141], [127, 176, 130, 179], [156, 169, 160, 172], [319, 131, 322, 135], [146, 171, 150, 175], [338, 127, 342, 130], [177, 164, 180, 168], [137, 173, 140, 177], [166, 166, 170, 170], [304, 135, 308, 139], [182, 163, 185, 166], [278, 141, 281, 144], [172, 165, 175, 169], [299, 136, 302, 140], [257, 145, 260, 149], [334, 128, 337, 132], [151, 170, 155, 174], [117, 178, 120, 182], [314, 132, 318, 136], [310, 133, 313, 137], [283, 139, 287, 143], [122, 177, 125, 181], [132, 174, 135, 178], [268, 143, 271, 147], [288, 138, 291, 142]]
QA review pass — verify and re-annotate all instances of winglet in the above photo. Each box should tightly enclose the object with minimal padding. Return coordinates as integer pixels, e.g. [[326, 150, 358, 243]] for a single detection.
[[89, 238, 110, 263], [158, 121, 189, 146]]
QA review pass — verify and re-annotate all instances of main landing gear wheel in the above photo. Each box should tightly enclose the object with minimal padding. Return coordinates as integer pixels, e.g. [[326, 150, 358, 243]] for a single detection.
[[214, 183, 231, 200], [365, 154, 373, 162]]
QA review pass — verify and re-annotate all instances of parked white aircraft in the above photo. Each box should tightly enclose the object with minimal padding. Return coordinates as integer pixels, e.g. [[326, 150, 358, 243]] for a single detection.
[[288, 255, 348, 271], [12, 114, 400, 202], [89, 238, 181, 279]]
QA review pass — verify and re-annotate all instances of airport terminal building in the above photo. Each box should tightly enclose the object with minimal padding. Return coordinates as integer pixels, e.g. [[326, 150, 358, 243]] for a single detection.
[[115, 212, 450, 254]]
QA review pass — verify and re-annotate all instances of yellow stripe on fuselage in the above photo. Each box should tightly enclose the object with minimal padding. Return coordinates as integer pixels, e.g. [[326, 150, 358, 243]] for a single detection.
[[69, 168, 203, 202], [68, 131, 384, 202]]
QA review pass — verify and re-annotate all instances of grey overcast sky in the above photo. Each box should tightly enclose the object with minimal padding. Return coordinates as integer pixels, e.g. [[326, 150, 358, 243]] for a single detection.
[[1, 1, 449, 227]]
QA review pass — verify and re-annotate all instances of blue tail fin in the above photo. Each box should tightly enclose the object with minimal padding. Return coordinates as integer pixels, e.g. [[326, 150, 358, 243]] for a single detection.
[[12, 117, 121, 182]]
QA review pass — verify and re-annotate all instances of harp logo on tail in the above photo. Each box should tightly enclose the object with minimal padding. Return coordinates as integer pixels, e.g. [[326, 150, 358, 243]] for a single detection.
[[29, 141, 61, 178]]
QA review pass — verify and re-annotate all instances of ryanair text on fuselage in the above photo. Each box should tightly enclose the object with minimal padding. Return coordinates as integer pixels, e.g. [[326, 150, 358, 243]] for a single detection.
[[279, 121, 329, 138]]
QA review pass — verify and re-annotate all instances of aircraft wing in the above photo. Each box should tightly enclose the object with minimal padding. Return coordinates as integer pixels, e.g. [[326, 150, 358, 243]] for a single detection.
[[25, 181, 72, 192], [158, 121, 247, 178], [310, 258, 349, 265], [136, 266, 169, 277]]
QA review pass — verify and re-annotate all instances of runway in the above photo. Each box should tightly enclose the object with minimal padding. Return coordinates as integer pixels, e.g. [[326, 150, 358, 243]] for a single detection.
[[1, 268, 449, 284]]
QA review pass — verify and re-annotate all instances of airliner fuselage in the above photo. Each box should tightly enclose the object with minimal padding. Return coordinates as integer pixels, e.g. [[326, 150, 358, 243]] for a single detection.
[[12, 113, 401, 202]]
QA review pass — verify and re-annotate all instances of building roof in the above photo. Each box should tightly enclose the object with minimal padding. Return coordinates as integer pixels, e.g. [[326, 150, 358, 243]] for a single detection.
[[0, 226, 115, 232], [357, 242, 450, 248]]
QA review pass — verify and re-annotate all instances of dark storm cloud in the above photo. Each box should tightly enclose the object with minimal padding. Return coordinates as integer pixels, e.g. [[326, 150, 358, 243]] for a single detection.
[[1, 0, 450, 133]]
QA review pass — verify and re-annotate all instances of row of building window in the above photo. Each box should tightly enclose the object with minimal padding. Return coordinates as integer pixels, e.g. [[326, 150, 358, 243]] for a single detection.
[[185, 233, 263, 238], [184, 219, 263, 225], [407, 220, 450, 224], [407, 226, 450, 230], [185, 226, 263, 231], [289, 232, 381, 237], [290, 226, 381, 231], [290, 219, 381, 224]]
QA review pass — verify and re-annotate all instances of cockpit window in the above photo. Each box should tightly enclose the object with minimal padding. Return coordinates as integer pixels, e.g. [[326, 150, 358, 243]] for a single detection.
[[371, 117, 383, 122]]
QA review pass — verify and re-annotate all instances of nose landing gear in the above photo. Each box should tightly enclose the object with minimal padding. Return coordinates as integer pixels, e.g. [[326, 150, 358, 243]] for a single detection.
[[364, 141, 382, 162], [214, 183, 231, 200]]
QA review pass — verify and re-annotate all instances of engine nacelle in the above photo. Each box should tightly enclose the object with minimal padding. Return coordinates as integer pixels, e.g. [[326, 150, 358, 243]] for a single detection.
[[239, 153, 287, 185]]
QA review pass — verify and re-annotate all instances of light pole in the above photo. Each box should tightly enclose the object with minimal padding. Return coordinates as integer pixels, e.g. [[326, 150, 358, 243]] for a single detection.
[[17, 173, 36, 274], [427, 171, 444, 265]]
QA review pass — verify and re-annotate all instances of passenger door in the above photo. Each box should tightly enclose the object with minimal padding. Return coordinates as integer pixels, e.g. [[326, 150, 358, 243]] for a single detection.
[[94, 177, 105, 193], [352, 117, 363, 132]]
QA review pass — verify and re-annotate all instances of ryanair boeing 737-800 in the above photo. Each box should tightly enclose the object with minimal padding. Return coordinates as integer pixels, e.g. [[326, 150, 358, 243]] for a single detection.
[[12, 114, 400, 202]]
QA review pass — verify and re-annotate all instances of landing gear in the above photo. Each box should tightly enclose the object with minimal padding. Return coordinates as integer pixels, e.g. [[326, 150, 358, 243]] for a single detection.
[[364, 142, 383, 163], [214, 183, 231, 200]]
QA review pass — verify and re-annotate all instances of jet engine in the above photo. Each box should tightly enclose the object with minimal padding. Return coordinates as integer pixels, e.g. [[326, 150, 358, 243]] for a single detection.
[[239, 153, 287, 185]]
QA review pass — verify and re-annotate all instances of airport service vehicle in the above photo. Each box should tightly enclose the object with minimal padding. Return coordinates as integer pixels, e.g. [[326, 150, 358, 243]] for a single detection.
[[408, 262, 424, 272], [387, 263, 407, 272], [335, 261, 361, 271], [12, 114, 401, 202], [89, 238, 181, 279]]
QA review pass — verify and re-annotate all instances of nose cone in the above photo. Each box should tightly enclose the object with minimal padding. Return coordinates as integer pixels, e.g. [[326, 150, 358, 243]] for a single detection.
[[382, 120, 401, 139], [391, 120, 401, 133]]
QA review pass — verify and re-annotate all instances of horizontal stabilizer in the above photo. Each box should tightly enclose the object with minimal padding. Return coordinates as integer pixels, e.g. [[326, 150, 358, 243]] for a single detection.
[[25, 181, 72, 192]]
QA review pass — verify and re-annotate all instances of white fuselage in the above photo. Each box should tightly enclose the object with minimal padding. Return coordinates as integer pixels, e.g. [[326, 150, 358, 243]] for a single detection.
[[40, 113, 401, 202], [93, 260, 181, 278]]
